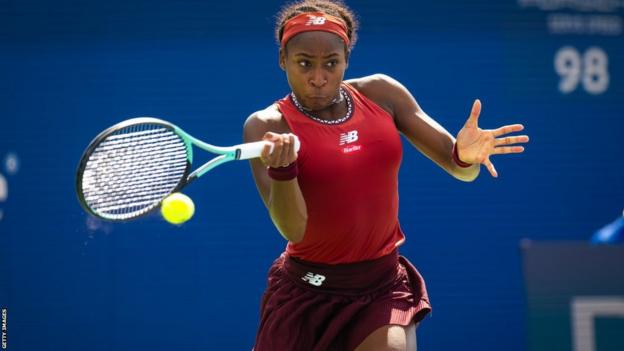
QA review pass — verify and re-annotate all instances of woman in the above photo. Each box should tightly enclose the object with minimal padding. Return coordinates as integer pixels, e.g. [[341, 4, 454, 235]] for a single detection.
[[243, 1, 529, 350]]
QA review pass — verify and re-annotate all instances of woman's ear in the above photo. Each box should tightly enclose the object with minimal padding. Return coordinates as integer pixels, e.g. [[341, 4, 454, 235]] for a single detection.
[[279, 48, 286, 71]]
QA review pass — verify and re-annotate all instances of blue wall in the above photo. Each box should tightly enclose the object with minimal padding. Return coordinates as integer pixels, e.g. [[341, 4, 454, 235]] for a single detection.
[[1, 1, 622, 350]]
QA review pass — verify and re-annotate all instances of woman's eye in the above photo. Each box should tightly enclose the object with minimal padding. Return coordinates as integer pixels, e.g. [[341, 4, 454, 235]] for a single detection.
[[326, 60, 338, 68], [298, 61, 309, 67]]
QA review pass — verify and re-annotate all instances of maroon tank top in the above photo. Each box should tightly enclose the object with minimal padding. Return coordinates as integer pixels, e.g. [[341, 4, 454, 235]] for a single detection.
[[276, 83, 405, 264]]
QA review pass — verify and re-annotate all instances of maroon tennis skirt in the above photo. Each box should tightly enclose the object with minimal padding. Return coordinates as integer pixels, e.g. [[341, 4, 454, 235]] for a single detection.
[[253, 250, 431, 351]]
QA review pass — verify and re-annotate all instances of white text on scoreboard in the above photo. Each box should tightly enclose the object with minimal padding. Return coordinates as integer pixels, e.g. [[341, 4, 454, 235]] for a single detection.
[[554, 46, 610, 95]]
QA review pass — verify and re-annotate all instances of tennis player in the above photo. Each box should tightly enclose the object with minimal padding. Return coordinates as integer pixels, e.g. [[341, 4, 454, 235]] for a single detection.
[[243, 1, 529, 350]]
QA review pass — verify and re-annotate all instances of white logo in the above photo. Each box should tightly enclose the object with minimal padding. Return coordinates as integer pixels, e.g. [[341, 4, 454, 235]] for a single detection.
[[306, 16, 327, 26], [339, 130, 359, 145], [302, 272, 326, 286]]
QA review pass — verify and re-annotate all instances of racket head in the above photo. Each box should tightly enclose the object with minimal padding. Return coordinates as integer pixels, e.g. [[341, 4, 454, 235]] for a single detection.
[[76, 117, 192, 221]]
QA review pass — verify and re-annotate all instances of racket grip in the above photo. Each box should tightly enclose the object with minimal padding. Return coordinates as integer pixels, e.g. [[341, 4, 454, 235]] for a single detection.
[[237, 135, 301, 160]]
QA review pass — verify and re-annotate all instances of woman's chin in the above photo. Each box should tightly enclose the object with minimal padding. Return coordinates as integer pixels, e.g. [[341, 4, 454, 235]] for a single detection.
[[304, 97, 331, 110]]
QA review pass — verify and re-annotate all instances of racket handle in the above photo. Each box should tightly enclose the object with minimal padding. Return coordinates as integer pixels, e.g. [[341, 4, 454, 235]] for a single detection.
[[237, 135, 301, 160]]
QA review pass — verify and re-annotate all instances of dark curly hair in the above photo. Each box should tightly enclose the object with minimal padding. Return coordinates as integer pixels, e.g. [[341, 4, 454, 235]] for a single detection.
[[275, 0, 358, 50]]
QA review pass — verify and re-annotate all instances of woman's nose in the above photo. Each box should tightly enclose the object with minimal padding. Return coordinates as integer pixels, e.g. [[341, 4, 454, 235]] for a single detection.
[[309, 68, 327, 88]]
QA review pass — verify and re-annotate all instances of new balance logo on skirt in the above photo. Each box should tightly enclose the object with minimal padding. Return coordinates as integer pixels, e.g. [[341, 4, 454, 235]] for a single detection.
[[302, 272, 326, 286], [339, 130, 358, 145]]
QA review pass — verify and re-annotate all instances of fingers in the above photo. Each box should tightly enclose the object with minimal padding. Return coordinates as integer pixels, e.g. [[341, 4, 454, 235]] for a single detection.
[[494, 135, 529, 146], [260, 143, 272, 161], [484, 157, 498, 178], [493, 146, 525, 155], [469, 118, 527, 178], [492, 124, 524, 137], [465, 99, 481, 127], [285, 134, 296, 166], [491, 132, 529, 157], [260, 132, 278, 163], [260, 132, 298, 168], [476, 132, 526, 177]]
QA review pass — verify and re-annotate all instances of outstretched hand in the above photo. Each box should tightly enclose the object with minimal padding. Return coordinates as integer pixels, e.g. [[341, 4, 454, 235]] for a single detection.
[[456, 99, 529, 177]]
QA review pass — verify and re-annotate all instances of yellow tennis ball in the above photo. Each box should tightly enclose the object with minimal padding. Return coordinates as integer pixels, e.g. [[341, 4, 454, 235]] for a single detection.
[[160, 192, 195, 224]]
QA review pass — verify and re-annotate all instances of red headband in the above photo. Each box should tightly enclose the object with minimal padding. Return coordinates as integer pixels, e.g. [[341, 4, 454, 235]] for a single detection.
[[281, 12, 350, 48]]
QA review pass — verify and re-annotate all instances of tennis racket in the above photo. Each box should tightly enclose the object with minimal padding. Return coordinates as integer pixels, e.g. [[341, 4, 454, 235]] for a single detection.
[[76, 117, 299, 221]]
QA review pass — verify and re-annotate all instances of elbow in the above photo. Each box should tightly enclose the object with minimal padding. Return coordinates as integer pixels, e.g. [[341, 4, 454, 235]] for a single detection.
[[278, 214, 308, 244], [286, 229, 306, 244]]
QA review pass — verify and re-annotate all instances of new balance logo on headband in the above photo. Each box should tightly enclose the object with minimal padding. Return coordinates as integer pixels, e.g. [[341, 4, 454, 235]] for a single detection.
[[306, 16, 327, 26], [281, 12, 350, 48]]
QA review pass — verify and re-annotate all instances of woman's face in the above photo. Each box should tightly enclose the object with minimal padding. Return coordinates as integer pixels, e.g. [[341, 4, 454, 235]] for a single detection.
[[280, 31, 348, 111]]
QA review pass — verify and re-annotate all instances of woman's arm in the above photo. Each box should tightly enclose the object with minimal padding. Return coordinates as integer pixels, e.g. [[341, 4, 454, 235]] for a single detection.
[[348, 74, 528, 180], [243, 105, 307, 243]]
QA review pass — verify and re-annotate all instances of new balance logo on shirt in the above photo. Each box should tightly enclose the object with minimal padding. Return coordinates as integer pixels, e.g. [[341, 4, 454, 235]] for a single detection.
[[340, 130, 361, 154], [302, 272, 326, 286], [306, 16, 327, 26], [339, 130, 358, 145]]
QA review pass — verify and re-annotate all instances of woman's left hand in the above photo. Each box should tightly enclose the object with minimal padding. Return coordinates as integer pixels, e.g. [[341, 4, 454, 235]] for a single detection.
[[456, 99, 529, 177]]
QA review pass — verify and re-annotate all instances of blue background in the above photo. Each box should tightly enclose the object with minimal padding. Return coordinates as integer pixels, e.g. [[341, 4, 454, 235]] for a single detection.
[[1, 1, 623, 350]]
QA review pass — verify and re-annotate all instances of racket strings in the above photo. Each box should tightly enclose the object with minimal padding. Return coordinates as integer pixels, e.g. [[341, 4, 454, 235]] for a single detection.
[[85, 130, 185, 217], [81, 124, 188, 220]]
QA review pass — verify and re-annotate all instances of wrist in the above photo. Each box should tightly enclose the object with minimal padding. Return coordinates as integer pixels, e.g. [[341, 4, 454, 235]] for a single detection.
[[452, 143, 472, 168], [267, 162, 299, 181]]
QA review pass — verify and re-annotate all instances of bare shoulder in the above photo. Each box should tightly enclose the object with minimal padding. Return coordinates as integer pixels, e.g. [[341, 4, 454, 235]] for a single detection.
[[346, 73, 401, 91], [345, 74, 410, 117], [243, 104, 291, 143]]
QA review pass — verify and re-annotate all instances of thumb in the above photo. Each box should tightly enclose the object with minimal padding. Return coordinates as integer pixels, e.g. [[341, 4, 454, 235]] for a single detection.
[[465, 99, 481, 128]]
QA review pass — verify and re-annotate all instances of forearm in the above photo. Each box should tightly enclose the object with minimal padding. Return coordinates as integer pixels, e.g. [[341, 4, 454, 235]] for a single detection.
[[408, 131, 480, 182], [268, 178, 308, 243]]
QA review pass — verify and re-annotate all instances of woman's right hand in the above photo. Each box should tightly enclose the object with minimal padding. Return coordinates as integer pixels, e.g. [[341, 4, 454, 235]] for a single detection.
[[261, 132, 299, 168]]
